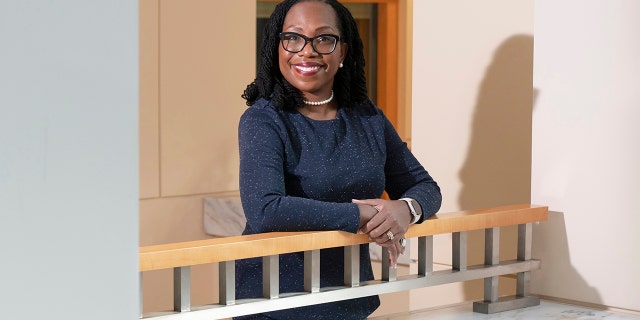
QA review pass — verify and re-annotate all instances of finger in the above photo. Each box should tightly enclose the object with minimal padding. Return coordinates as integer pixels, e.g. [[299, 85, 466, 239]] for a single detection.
[[388, 245, 399, 268], [367, 210, 406, 238], [370, 218, 399, 240], [363, 212, 389, 235], [375, 229, 402, 247], [351, 199, 380, 206]]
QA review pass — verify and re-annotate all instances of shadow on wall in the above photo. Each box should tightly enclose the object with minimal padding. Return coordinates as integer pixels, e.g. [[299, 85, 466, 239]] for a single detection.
[[459, 34, 534, 211], [531, 211, 602, 304], [458, 34, 535, 301]]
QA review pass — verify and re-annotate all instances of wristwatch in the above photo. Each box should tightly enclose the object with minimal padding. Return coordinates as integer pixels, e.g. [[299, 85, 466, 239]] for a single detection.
[[399, 198, 422, 224]]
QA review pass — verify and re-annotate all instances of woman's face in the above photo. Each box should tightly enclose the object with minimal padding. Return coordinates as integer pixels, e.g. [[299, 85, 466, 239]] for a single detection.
[[279, 1, 347, 101]]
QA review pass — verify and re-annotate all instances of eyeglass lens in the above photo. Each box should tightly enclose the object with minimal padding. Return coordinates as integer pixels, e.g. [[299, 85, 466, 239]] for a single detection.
[[280, 33, 338, 54]]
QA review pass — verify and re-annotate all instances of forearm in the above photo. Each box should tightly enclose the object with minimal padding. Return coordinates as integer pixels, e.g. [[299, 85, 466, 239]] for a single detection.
[[240, 191, 361, 233]]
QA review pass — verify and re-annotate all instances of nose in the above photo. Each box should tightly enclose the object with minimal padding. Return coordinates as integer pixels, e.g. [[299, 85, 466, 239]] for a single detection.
[[297, 40, 319, 56]]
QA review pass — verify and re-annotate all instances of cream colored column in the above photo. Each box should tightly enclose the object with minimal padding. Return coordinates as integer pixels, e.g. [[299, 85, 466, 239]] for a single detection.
[[139, 0, 255, 314]]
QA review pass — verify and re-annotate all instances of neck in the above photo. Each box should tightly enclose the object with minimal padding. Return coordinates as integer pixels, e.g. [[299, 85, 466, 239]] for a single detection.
[[298, 104, 338, 121]]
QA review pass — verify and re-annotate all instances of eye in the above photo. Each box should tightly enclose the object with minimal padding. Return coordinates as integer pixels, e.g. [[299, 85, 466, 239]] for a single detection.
[[283, 33, 301, 41], [315, 35, 332, 43]]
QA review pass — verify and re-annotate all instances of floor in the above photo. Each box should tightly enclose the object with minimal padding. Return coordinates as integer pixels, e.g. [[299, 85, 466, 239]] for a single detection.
[[370, 300, 640, 320]]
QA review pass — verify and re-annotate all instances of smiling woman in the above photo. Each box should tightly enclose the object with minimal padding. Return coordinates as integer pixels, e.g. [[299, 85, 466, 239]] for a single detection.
[[236, 1, 441, 319]]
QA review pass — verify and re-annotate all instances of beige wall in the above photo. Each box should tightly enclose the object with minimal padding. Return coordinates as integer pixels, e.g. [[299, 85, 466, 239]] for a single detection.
[[139, 0, 255, 312], [411, 0, 534, 311]]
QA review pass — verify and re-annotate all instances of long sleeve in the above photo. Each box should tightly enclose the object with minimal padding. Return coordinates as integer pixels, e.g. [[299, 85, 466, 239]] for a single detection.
[[382, 115, 442, 221]]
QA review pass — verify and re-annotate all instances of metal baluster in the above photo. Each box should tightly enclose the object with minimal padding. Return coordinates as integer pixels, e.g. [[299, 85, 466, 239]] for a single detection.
[[263, 255, 279, 299], [484, 228, 500, 302], [139, 272, 144, 319], [452, 232, 467, 271], [173, 266, 191, 312], [344, 245, 360, 287], [381, 247, 397, 281], [517, 223, 532, 297], [304, 250, 320, 293], [219, 260, 236, 305], [418, 236, 433, 276]]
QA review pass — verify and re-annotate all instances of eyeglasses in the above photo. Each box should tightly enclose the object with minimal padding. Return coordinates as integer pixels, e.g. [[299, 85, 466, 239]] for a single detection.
[[278, 32, 340, 54]]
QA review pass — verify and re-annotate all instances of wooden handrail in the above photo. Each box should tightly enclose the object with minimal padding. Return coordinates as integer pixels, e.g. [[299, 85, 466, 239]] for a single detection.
[[140, 204, 547, 272]]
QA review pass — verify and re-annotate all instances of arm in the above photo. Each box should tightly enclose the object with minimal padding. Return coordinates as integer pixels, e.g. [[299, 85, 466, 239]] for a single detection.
[[238, 107, 361, 234], [355, 110, 441, 266], [382, 115, 442, 222]]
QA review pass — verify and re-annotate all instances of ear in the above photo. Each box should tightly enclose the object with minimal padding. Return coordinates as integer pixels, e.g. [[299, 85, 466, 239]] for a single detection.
[[339, 43, 348, 65]]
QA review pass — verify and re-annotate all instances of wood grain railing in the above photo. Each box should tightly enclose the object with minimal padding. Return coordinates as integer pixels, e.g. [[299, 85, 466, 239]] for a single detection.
[[139, 203, 548, 319]]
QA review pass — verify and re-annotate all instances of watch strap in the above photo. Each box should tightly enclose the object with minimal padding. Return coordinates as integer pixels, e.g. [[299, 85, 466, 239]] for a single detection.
[[399, 198, 421, 224]]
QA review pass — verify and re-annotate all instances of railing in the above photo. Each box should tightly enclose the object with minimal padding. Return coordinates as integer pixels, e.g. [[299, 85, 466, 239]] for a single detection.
[[139, 203, 548, 319]]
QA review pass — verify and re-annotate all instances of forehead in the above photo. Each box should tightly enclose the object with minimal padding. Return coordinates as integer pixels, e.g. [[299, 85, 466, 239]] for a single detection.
[[282, 1, 340, 33]]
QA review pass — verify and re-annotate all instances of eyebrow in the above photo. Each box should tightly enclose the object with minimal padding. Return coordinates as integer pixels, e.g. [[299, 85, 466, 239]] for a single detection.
[[284, 25, 337, 34]]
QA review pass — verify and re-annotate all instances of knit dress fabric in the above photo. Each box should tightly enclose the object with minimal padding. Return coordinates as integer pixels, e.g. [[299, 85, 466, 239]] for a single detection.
[[235, 98, 442, 320]]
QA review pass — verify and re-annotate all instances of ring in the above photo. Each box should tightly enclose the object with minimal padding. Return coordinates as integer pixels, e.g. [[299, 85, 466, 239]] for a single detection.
[[400, 238, 407, 248], [386, 230, 394, 241], [373, 205, 381, 213]]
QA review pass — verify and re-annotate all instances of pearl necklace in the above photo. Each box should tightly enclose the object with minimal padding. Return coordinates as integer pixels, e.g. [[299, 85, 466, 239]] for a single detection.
[[303, 90, 334, 106]]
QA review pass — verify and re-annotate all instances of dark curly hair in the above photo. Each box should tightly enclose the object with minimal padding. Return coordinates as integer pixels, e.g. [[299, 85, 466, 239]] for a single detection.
[[242, 0, 369, 110]]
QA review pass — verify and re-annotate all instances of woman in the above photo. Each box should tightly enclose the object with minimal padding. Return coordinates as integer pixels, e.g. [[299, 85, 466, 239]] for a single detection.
[[237, 0, 441, 319]]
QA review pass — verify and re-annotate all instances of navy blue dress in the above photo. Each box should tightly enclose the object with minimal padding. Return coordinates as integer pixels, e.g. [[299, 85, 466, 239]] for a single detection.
[[235, 98, 441, 319]]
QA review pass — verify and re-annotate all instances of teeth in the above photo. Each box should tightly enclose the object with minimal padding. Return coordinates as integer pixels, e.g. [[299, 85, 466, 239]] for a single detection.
[[296, 65, 320, 72]]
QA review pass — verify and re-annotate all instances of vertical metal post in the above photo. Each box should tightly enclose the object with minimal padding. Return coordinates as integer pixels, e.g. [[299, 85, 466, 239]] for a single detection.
[[517, 223, 532, 261], [381, 247, 397, 281], [418, 236, 434, 275], [344, 245, 360, 287], [219, 260, 236, 305], [484, 227, 500, 302], [304, 250, 320, 293], [263, 255, 279, 299], [452, 232, 467, 271], [517, 223, 533, 297], [139, 272, 144, 319], [474, 223, 540, 313], [173, 266, 191, 312]]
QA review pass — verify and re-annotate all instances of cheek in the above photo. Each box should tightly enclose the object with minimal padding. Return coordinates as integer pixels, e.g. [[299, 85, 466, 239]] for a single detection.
[[278, 49, 290, 73]]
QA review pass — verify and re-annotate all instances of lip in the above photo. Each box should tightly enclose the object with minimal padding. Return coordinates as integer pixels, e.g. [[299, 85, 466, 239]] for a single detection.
[[292, 62, 325, 76]]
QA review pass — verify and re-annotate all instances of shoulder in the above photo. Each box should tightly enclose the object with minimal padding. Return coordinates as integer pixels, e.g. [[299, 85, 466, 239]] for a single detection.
[[343, 100, 388, 126], [240, 98, 283, 125], [348, 99, 382, 117], [242, 98, 277, 117], [239, 98, 292, 138]]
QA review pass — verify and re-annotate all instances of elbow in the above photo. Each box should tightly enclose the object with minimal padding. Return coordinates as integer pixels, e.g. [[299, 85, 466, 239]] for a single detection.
[[423, 187, 442, 219]]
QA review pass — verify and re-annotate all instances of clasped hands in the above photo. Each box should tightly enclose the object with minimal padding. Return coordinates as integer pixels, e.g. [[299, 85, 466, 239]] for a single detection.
[[353, 198, 412, 268]]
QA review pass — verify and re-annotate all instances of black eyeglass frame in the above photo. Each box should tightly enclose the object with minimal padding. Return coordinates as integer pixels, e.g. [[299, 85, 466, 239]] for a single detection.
[[278, 32, 341, 55]]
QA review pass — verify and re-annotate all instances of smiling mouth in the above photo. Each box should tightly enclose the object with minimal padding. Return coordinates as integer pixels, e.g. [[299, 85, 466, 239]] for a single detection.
[[296, 66, 320, 72], [294, 64, 324, 75]]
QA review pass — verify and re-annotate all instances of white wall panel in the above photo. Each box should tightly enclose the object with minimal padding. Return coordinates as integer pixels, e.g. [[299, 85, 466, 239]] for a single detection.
[[0, 1, 139, 319], [532, 0, 640, 311]]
